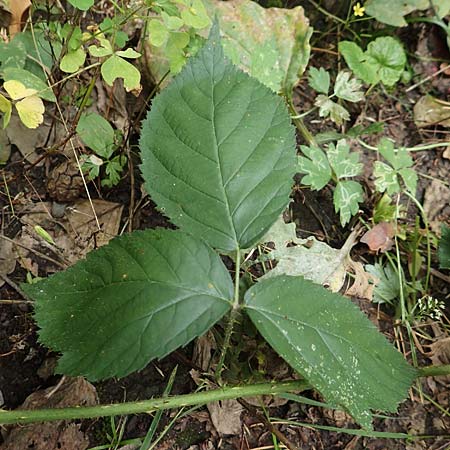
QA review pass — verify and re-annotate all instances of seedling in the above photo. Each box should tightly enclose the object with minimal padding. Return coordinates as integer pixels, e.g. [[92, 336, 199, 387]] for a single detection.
[[21, 25, 416, 430]]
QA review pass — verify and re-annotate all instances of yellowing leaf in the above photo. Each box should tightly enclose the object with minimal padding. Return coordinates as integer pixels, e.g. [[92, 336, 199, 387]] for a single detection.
[[3, 79, 37, 100], [15, 95, 45, 128], [0, 93, 12, 128]]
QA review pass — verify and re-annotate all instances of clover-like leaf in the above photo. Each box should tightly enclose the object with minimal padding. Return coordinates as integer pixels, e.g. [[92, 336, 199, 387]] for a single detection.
[[60, 47, 86, 73], [24, 229, 233, 380], [101, 55, 141, 91], [140, 23, 296, 252], [308, 67, 330, 95], [439, 225, 450, 270], [297, 145, 331, 190], [327, 139, 363, 179], [377, 138, 412, 170], [315, 95, 350, 125], [334, 180, 363, 226], [333, 71, 364, 103], [244, 275, 416, 429]]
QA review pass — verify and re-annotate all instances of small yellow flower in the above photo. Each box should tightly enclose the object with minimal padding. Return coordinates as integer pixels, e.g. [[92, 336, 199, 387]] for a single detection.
[[353, 2, 365, 17]]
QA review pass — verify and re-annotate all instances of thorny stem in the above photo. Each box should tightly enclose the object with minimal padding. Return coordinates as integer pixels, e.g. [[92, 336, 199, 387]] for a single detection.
[[0, 380, 310, 426], [215, 248, 241, 383]]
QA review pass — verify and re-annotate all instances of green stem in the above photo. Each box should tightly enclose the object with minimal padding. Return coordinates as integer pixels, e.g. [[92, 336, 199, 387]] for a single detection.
[[288, 101, 317, 146], [418, 364, 450, 377], [0, 380, 310, 425], [357, 139, 450, 153], [215, 248, 241, 382]]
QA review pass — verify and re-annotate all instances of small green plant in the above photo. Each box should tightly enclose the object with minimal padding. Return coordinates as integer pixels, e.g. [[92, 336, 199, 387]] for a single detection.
[[307, 67, 364, 125], [21, 25, 416, 430], [76, 112, 126, 187], [339, 36, 407, 87], [297, 139, 364, 226]]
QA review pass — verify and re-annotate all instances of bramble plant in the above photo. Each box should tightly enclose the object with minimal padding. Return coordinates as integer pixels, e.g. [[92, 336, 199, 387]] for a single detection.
[[19, 24, 417, 430]]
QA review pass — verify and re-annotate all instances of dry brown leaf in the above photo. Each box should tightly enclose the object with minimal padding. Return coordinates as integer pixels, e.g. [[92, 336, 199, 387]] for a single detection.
[[0, 237, 16, 287], [423, 180, 450, 235], [8, 0, 30, 36], [414, 95, 450, 128], [0, 377, 97, 450], [345, 259, 377, 301], [360, 222, 395, 253]]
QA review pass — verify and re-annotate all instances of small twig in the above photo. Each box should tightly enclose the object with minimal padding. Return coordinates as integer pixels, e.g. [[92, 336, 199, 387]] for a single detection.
[[406, 64, 450, 93], [0, 274, 31, 301]]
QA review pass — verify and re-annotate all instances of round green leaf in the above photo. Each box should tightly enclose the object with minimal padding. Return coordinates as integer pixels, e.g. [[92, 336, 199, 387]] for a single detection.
[[25, 229, 233, 380], [60, 47, 86, 73], [68, 0, 94, 11], [244, 275, 416, 429], [76, 112, 115, 158], [101, 54, 141, 91], [140, 24, 296, 252]]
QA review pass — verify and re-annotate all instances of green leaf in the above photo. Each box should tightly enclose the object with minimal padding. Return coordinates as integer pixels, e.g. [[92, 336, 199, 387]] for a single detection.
[[297, 145, 331, 190], [338, 41, 378, 85], [181, 0, 210, 29], [365, 37, 406, 87], [334, 180, 363, 226], [101, 55, 141, 91], [378, 138, 412, 170], [67, 0, 94, 11], [0, 38, 27, 69], [364, 0, 441, 26], [315, 95, 350, 125], [25, 229, 233, 380], [115, 48, 141, 59], [333, 71, 364, 102], [149, 19, 169, 47], [308, 67, 330, 95], [327, 139, 363, 179], [439, 225, 450, 269], [76, 112, 115, 159], [244, 275, 416, 429], [0, 93, 12, 128], [398, 167, 417, 194], [365, 262, 400, 304], [2, 67, 56, 102], [60, 47, 86, 73], [374, 162, 400, 195], [140, 24, 296, 252], [148, 0, 312, 97]]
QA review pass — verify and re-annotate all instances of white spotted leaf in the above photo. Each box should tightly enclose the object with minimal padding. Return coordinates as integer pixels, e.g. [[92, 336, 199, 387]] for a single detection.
[[244, 275, 416, 429]]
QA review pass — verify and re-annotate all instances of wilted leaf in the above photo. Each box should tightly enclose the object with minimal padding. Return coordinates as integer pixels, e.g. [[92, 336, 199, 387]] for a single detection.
[[360, 222, 395, 253], [244, 275, 416, 428], [315, 95, 350, 125], [334, 71, 364, 102], [308, 67, 330, 94], [146, 0, 312, 97], [140, 23, 296, 252], [297, 145, 331, 190]]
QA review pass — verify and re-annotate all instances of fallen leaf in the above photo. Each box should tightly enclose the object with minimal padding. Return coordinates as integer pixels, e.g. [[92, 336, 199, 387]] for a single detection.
[[0, 237, 16, 287], [414, 95, 450, 128], [360, 222, 395, 253], [423, 180, 450, 235], [8, 0, 30, 36], [345, 259, 377, 301]]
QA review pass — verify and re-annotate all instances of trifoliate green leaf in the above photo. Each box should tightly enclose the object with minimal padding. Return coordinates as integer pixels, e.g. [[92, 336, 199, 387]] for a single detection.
[[327, 139, 363, 179], [244, 275, 416, 429], [26, 229, 233, 380], [439, 225, 450, 269], [297, 145, 332, 190], [334, 180, 363, 226], [365, 262, 400, 304], [60, 47, 86, 73], [333, 71, 364, 102], [308, 67, 330, 94], [315, 95, 350, 125], [101, 55, 141, 91], [377, 138, 412, 170]]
